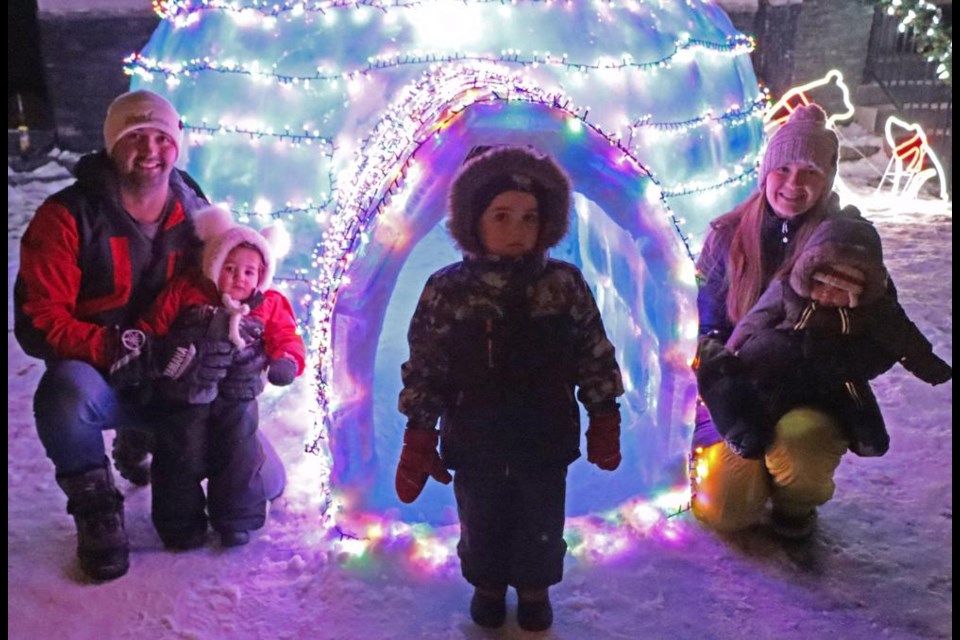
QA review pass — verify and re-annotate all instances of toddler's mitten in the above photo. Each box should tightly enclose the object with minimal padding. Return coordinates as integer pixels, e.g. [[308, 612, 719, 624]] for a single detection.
[[267, 358, 298, 386], [395, 428, 452, 503], [586, 409, 622, 471]]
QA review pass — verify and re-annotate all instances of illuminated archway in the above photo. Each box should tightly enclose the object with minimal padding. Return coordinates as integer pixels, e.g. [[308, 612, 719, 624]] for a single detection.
[[328, 97, 698, 525]]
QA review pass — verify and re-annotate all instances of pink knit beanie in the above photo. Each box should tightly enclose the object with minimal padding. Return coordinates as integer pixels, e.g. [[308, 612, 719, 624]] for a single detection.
[[103, 90, 183, 157], [758, 104, 839, 190]]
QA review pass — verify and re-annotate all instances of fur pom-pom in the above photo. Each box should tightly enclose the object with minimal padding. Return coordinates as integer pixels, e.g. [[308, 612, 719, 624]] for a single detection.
[[261, 220, 292, 261], [194, 205, 235, 242]]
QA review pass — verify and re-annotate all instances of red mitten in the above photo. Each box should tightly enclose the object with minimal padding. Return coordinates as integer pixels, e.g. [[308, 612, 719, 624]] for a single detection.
[[395, 429, 452, 503], [586, 410, 622, 471]]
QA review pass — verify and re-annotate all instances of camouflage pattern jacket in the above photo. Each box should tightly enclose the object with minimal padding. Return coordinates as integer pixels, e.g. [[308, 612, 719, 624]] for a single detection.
[[399, 254, 624, 471]]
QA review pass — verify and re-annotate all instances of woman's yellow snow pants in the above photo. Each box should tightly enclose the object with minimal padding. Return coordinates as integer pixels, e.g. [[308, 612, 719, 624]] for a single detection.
[[691, 407, 849, 532]]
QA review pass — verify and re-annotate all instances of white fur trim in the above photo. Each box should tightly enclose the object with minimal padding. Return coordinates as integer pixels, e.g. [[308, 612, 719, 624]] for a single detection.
[[194, 205, 234, 242], [222, 293, 251, 348]]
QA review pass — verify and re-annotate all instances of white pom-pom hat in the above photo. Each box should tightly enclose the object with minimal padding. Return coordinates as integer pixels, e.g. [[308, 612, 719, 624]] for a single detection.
[[194, 205, 291, 293]]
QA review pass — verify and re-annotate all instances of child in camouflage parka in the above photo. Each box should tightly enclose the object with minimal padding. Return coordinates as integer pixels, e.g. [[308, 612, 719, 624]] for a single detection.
[[396, 145, 624, 632]]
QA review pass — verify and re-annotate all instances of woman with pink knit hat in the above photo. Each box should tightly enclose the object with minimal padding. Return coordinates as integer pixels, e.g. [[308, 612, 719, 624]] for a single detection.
[[689, 104, 951, 540]]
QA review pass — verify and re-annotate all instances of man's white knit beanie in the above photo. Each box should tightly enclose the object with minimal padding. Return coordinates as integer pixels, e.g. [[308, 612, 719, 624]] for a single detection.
[[103, 90, 183, 157]]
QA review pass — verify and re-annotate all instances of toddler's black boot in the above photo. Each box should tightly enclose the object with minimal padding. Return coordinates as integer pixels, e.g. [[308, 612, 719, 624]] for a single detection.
[[470, 585, 507, 629], [517, 588, 553, 632]]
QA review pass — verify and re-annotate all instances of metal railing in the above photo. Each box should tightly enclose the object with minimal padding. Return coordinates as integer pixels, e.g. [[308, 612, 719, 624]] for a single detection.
[[864, 5, 952, 192]]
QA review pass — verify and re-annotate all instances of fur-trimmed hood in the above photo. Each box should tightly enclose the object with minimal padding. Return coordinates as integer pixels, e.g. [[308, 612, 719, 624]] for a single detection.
[[447, 146, 571, 256], [789, 216, 887, 305]]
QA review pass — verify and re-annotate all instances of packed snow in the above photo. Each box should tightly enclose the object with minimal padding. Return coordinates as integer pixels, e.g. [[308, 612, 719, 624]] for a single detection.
[[8, 128, 952, 639]]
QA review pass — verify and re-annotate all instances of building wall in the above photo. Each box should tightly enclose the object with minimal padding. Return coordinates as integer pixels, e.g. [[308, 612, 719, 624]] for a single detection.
[[792, 0, 875, 104], [721, 0, 874, 110], [36, 5, 158, 151]]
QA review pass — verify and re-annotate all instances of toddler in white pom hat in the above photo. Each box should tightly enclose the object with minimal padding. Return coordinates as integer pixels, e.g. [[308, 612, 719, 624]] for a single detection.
[[130, 205, 305, 550]]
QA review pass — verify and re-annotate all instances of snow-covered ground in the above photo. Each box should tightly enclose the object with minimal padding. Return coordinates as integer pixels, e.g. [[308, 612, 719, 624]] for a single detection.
[[8, 129, 952, 639]]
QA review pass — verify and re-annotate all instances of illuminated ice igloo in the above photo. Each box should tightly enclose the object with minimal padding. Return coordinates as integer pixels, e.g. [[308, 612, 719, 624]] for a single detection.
[[129, 0, 765, 542]]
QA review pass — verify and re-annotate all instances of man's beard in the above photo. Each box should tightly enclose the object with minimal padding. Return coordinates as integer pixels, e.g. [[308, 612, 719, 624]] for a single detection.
[[118, 165, 171, 193]]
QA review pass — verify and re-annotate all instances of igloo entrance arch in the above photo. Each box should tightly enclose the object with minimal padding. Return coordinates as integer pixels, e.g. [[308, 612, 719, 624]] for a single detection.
[[329, 99, 699, 525], [128, 0, 766, 539]]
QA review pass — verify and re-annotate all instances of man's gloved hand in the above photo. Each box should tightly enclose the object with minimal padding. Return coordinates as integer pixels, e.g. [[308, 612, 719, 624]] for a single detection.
[[693, 336, 744, 385], [395, 428, 452, 504], [722, 419, 767, 460], [108, 328, 153, 390], [267, 358, 298, 386], [586, 408, 622, 471]]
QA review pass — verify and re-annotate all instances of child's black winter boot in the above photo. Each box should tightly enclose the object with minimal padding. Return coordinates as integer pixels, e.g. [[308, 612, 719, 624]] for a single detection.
[[517, 589, 553, 632], [470, 586, 507, 629]]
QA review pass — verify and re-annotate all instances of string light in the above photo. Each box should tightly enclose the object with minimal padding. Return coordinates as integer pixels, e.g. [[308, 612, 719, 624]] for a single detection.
[[126, 36, 754, 86], [875, 0, 951, 81]]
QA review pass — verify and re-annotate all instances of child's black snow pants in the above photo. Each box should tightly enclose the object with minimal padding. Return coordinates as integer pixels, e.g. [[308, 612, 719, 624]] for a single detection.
[[151, 398, 267, 541], [454, 465, 567, 590]]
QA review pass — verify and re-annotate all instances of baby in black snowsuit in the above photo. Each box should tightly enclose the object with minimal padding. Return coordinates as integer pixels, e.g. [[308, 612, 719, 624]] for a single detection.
[[696, 215, 951, 459], [135, 206, 305, 549]]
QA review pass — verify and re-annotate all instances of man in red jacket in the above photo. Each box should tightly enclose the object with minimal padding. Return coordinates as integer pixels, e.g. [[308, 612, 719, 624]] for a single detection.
[[13, 90, 284, 581]]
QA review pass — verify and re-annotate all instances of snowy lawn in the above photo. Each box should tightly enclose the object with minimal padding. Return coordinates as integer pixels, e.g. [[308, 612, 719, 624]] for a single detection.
[[8, 142, 951, 639]]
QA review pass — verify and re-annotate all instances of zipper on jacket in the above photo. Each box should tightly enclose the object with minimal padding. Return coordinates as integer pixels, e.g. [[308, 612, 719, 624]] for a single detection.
[[485, 319, 494, 368], [844, 381, 863, 409], [781, 220, 790, 244]]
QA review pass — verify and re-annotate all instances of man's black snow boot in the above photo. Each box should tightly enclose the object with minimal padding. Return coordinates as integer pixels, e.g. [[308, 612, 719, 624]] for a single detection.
[[57, 464, 130, 581]]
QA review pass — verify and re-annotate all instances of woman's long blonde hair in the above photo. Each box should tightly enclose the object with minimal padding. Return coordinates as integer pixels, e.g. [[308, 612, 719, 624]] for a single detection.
[[723, 191, 827, 324]]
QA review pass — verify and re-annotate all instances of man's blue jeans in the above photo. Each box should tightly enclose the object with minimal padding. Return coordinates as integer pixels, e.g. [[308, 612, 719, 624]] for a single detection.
[[33, 360, 287, 499], [34, 360, 150, 477]]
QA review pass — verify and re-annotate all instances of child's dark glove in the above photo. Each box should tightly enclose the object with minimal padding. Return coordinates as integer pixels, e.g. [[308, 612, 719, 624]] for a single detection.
[[395, 428, 452, 504], [180, 337, 236, 384], [219, 346, 269, 401], [586, 409, 622, 471], [267, 358, 298, 386], [722, 420, 767, 460], [901, 352, 952, 386]]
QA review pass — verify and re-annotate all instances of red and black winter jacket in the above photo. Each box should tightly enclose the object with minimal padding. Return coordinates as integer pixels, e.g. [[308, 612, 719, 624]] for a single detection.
[[136, 274, 307, 375], [14, 152, 207, 370]]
